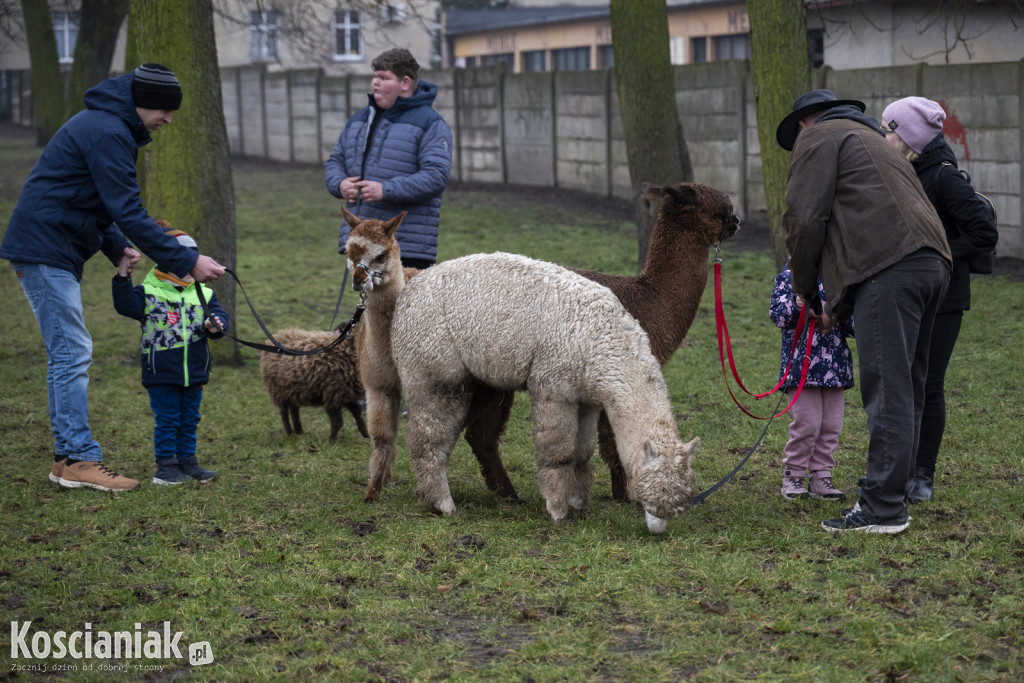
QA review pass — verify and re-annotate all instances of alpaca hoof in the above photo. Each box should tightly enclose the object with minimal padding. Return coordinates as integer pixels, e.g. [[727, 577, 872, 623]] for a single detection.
[[437, 498, 457, 515], [364, 487, 380, 502], [646, 511, 668, 534]]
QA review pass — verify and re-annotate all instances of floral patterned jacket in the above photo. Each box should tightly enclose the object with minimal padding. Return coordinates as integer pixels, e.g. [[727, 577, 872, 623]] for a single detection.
[[769, 266, 854, 391]]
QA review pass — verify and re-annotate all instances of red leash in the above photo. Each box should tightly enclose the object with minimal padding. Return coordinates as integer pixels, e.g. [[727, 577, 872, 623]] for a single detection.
[[713, 259, 815, 420]]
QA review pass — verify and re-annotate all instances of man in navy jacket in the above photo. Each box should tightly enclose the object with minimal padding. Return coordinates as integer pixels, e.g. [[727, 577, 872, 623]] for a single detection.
[[1, 63, 225, 492], [324, 48, 453, 269]]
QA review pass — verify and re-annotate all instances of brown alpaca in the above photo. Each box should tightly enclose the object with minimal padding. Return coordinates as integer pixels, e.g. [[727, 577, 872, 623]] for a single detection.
[[465, 182, 739, 501], [259, 326, 368, 442]]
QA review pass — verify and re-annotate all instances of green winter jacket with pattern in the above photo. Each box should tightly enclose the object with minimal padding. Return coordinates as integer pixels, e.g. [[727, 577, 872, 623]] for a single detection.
[[112, 268, 228, 388]]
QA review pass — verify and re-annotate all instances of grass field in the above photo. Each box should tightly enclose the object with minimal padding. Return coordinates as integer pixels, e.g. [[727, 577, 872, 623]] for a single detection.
[[1, 125, 1023, 682]]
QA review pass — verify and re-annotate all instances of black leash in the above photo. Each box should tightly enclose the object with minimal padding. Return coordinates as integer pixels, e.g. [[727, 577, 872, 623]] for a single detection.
[[329, 196, 362, 330], [329, 265, 350, 331], [195, 267, 364, 356], [689, 391, 784, 507]]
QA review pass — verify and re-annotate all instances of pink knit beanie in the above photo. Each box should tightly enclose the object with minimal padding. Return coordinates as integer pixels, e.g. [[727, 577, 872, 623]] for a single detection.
[[882, 97, 946, 154]]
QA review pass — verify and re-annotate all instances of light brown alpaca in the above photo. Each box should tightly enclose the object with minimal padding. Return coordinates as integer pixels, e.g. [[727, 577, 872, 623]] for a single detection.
[[346, 209, 530, 503], [464, 182, 739, 501], [342, 208, 414, 501]]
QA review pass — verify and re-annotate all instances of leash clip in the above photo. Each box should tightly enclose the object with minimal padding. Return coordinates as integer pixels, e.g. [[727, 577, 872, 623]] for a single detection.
[[712, 242, 722, 263]]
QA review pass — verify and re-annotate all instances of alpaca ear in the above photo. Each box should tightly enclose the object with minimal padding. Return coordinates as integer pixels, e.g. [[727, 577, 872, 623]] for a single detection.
[[342, 207, 361, 229], [642, 439, 660, 466], [665, 184, 698, 207], [384, 211, 407, 238], [674, 438, 699, 467], [642, 184, 664, 202]]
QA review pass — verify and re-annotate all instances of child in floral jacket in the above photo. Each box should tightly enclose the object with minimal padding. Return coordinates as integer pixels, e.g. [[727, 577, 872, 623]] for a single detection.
[[769, 264, 854, 501], [112, 223, 228, 486]]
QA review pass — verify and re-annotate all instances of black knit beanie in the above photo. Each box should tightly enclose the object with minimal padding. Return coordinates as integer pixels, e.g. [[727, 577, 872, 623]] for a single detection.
[[131, 63, 182, 111]]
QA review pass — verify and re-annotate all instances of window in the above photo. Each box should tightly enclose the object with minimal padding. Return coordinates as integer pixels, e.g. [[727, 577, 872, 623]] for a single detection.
[[712, 33, 750, 61], [552, 46, 590, 71], [691, 37, 707, 64], [250, 10, 278, 62], [334, 10, 362, 61], [52, 10, 79, 63], [430, 8, 443, 68], [481, 53, 513, 68], [522, 50, 546, 72], [598, 45, 614, 69], [808, 28, 824, 68], [380, 3, 406, 25]]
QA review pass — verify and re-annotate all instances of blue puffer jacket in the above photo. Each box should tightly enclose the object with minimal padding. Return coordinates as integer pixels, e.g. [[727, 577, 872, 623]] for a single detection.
[[769, 267, 855, 391], [324, 80, 453, 263], [1, 73, 198, 281]]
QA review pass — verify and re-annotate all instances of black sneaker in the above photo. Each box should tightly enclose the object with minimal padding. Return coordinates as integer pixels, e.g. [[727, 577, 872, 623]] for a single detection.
[[821, 511, 909, 534], [153, 460, 188, 486]]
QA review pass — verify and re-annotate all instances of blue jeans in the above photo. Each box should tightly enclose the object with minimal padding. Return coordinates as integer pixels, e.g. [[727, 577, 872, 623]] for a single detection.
[[148, 384, 203, 459], [853, 249, 949, 523], [12, 263, 102, 462]]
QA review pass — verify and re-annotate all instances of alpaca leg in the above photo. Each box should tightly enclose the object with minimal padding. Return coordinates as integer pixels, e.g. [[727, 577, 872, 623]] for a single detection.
[[464, 384, 520, 500], [348, 402, 370, 438], [406, 386, 472, 515], [290, 405, 304, 435], [568, 405, 599, 510], [278, 404, 294, 436], [326, 406, 343, 444], [531, 398, 581, 523], [597, 411, 629, 501], [364, 388, 401, 501]]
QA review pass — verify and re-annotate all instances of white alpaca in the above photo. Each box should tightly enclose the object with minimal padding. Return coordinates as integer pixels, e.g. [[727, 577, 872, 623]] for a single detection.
[[391, 252, 698, 533]]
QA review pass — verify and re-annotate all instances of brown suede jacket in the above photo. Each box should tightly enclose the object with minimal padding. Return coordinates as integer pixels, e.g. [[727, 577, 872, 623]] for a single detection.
[[782, 118, 951, 321]]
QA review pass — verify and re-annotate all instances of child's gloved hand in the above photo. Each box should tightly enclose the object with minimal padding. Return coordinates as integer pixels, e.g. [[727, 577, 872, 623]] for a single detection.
[[204, 316, 224, 333]]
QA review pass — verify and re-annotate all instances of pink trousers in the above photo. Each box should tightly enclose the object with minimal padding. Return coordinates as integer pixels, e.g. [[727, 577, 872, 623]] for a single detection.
[[782, 387, 845, 472]]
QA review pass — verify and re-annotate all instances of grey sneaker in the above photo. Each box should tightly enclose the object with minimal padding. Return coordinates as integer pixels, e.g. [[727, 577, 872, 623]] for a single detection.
[[809, 471, 847, 500], [822, 511, 909, 534], [781, 468, 809, 499]]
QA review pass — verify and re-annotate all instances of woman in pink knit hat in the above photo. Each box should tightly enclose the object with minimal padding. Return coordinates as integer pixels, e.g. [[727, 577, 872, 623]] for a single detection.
[[881, 96, 999, 503]]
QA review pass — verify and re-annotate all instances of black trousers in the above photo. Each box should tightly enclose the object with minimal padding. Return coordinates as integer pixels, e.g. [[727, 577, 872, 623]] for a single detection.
[[915, 311, 964, 474]]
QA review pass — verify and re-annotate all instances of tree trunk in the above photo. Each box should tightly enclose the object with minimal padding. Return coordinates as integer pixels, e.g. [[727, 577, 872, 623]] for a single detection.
[[64, 0, 130, 121], [748, 0, 812, 270], [127, 0, 241, 364], [610, 0, 692, 269], [20, 0, 63, 145]]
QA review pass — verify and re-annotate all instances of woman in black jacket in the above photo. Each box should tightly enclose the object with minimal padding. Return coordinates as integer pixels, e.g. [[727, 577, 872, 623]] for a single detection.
[[882, 96, 999, 503]]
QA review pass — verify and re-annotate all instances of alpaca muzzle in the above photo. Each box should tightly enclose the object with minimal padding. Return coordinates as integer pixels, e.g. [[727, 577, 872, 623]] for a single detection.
[[352, 263, 384, 292], [720, 215, 741, 241]]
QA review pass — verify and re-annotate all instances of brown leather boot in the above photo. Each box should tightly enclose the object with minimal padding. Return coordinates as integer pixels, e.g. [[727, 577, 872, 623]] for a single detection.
[[59, 461, 139, 492]]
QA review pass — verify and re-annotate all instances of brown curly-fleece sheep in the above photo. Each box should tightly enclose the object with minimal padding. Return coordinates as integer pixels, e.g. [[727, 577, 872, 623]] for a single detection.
[[259, 328, 368, 442]]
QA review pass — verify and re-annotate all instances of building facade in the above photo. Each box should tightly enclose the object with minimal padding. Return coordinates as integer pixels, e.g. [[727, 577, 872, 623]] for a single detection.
[[444, 0, 1024, 73], [0, 1, 442, 76]]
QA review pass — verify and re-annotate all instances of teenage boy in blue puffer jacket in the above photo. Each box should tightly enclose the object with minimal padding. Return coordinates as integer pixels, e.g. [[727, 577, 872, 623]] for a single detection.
[[113, 223, 228, 486], [325, 48, 453, 269]]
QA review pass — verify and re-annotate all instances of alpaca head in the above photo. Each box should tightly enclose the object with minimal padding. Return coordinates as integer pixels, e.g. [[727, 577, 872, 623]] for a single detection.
[[628, 437, 698, 534], [342, 208, 407, 293], [645, 183, 740, 246]]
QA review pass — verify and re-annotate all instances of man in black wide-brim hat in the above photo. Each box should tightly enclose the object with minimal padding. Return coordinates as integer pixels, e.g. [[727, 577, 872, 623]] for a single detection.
[[777, 88, 952, 534]]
